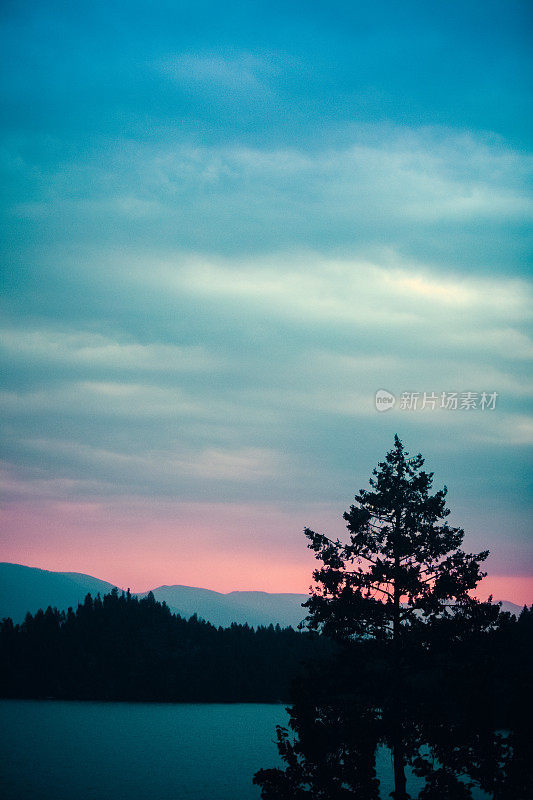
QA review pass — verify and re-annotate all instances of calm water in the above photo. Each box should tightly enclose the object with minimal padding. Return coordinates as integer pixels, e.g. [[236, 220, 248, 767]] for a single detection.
[[0, 700, 488, 799], [0, 700, 286, 800]]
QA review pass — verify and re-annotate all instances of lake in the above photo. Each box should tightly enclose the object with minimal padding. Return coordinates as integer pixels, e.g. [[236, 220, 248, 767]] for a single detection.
[[1, 700, 287, 800], [0, 700, 488, 799]]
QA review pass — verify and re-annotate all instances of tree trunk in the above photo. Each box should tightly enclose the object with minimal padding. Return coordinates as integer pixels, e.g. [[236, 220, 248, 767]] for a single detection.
[[392, 508, 408, 799], [392, 731, 408, 800]]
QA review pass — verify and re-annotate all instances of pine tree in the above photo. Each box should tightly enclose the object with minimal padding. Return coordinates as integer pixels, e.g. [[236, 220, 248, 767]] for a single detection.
[[303, 434, 489, 641], [302, 434, 491, 799]]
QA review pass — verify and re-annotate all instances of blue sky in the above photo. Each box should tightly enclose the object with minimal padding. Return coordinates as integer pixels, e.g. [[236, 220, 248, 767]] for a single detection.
[[1, 1, 532, 597]]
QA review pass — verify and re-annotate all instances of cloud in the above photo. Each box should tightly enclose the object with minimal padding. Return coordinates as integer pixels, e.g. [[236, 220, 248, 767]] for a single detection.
[[1, 267, 530, 527], [3, 126, 531, 272], [1, 1, 531, 591], [156, 52, 275, 94], [171, 253, 531, 326], [0, 328, 221, 373], [1, 437, 292, 505], [0, 381, 201, 419], [469, 414, 533, 447]]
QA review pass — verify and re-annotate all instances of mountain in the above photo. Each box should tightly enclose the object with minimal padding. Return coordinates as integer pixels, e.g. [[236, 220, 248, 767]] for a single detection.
[[145, 585, 308, 629], [0, 562, 527, 627], [0, 563, 308, 628], [0, 562, 119, 624], [498, 600, 524, 616]]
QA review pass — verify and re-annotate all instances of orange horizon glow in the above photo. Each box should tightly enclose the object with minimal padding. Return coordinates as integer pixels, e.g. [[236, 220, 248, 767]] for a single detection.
[[3, 552, 531, 607], [474, 574, 533, 608], [2, 501, 531, 605]]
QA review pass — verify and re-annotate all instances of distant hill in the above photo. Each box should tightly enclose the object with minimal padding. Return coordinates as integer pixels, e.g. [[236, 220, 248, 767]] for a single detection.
[[0, 563, 308, 628], [0, 563, 119, 624], [498, 600, 525, 616], [0, 562, 526, 627], [144, 585, 308, 629]]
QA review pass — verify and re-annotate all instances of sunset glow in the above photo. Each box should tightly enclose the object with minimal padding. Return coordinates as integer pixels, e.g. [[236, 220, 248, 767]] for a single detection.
[[0, 1, 531, 607]]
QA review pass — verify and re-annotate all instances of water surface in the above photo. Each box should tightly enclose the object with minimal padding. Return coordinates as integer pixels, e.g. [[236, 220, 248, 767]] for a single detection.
[[0, 700, 285, 800], [0, 700, 490, 799]]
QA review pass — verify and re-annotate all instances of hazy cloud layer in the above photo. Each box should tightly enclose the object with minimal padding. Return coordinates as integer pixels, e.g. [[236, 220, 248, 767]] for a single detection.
[[1, 1, 532, 590]]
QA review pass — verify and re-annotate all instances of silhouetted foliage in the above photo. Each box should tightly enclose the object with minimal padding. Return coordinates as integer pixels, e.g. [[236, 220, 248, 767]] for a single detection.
[[302, 435, 490, 642], [255, 436, 533, 799], [0, 587, 333, 702], [254, 607, 533, 799]]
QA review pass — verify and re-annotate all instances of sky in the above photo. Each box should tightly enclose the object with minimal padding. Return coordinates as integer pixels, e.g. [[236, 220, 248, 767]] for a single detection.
[[1, 1, 532, 603]]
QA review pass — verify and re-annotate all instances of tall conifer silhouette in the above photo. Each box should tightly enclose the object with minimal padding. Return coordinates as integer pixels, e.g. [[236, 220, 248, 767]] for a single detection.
[[302, 435, 490, 799]]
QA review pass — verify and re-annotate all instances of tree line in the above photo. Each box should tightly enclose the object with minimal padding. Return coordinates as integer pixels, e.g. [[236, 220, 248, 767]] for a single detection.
[[0, 580, 530, 720], [0, 588, 333, 702]]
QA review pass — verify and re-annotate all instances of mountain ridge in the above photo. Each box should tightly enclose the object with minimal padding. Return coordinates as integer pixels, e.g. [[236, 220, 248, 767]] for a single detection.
[[0, 562, 526, 628]]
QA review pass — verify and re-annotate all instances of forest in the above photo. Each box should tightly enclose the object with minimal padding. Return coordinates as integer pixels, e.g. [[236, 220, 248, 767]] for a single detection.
[[0, 585, 531, 715], [0, 588, 332, 702]]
